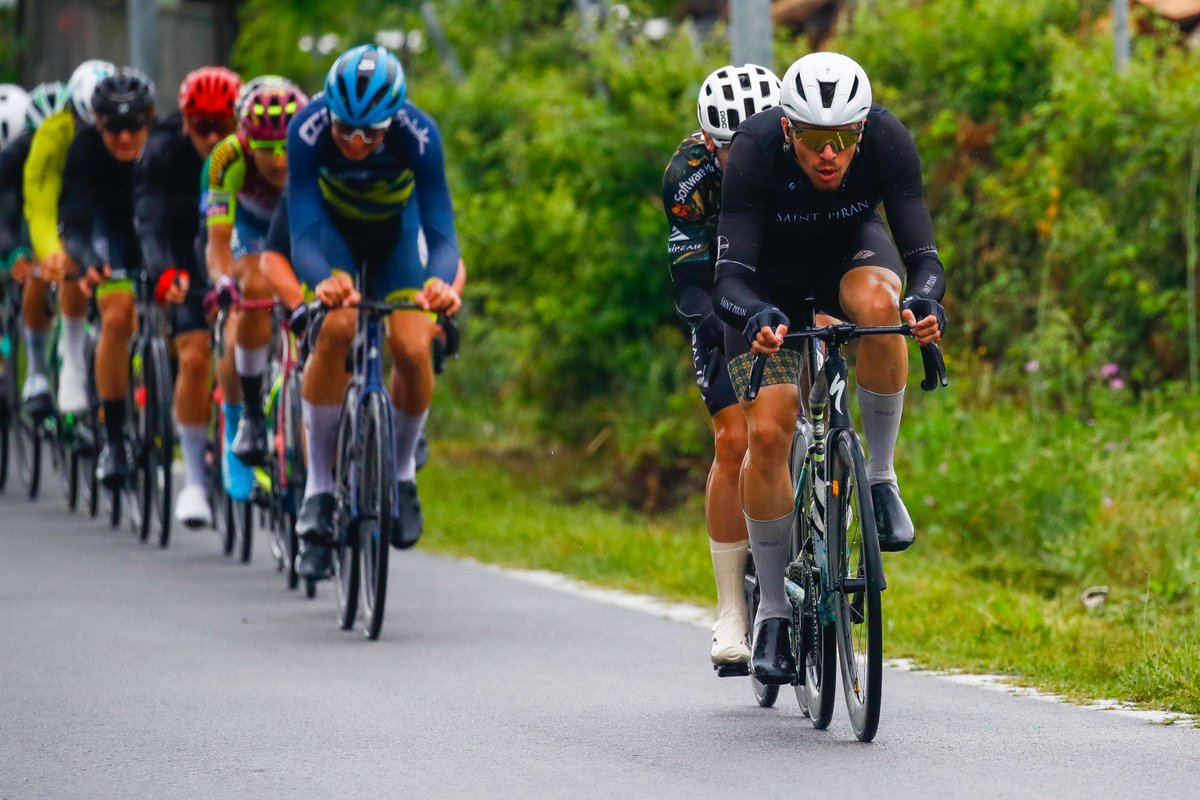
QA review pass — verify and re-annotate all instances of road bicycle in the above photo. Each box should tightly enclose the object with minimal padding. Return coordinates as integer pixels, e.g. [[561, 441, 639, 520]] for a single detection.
[[732, 301, 947, 742]]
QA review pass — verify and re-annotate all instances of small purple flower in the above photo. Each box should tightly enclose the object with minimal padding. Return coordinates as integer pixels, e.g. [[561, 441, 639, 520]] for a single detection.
[[1102, 496, 1114, 509], [1109, 378, 1125, 391], [1100, 363, 1120, 379], [1025, 360, 1040, 373], [1105, 442, 1118, 452]]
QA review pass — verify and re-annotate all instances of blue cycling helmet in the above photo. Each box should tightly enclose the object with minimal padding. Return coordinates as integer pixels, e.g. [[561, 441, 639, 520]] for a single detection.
[[324, 45, 406, 128]]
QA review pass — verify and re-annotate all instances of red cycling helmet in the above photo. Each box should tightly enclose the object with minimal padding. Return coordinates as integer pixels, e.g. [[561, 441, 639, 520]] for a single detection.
[[239, 83, 308, 141], [178, 66, 241, 118]]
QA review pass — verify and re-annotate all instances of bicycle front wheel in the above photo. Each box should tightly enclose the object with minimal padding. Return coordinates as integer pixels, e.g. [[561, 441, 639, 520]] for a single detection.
[[791, 422, 836, 729], [829, 430, 883, 742], [333, 399, 360, 630], [358, 392, 392, 640]]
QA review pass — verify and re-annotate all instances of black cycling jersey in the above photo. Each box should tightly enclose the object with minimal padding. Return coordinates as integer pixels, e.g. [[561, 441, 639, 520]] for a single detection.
[[0, 130, 33, 263], [713, 105, 946, 329], [59, 126, 141, 274], [133, 112, 204, 282], [264, 189, 290, 259], [662, 131, 722, 329]]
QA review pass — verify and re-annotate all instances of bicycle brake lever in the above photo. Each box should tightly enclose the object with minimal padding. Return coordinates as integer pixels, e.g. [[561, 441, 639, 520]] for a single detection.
[[919, 342, 948, 391], [744, 353, 767, 401]]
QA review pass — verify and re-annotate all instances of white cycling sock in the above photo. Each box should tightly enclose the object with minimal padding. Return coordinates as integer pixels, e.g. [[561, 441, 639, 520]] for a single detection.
[[178, 423, 208, 489], [234, 344, 269, 377], [745, 512, 794, 625], [302, 401, 341, 498], [710, 539, 750, 636], [60, 316, 87, 372], [858, 385, 904, 485], [391, 403, 427, 483], [23, 327, 46, 378]]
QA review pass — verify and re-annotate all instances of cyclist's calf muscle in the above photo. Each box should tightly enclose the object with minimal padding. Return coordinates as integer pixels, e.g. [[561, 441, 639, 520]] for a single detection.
[[95, 291, 136, 401], [175, 329, 211, 425], [740, 383, 798, 520]]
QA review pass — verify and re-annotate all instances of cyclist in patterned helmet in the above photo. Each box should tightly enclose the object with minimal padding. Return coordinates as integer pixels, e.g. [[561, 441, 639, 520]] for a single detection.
[[664, 64, 780, 670]]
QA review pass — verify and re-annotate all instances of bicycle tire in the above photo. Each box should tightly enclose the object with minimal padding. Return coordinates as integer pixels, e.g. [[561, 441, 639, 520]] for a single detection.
[[283, 508, 300, 590], [130, 350, 153, 543], [358, 393, 392, 640], [0, 310, 18, 493], [791, 422, 836, 729], [16, 412, 42, 500], [108, 483, 121, 528], [743, 551, 779, 708], [236, 498, 253, 563], [829, 430, 883, 742], [333, 399, 360, 629], [66, 445, 80, 511], [148, 340, 174, 547]]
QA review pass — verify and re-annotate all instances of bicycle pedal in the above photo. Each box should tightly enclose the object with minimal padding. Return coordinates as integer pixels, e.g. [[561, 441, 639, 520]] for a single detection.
[[714, 662, 751, 678]]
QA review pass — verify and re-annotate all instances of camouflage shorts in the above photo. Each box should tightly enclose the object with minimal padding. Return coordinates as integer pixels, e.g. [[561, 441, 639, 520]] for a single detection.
[[727, 349, 804, 400]]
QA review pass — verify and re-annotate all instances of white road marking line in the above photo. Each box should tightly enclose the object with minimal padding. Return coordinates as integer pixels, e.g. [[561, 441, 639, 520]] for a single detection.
[[460, 557, 1197, 728]]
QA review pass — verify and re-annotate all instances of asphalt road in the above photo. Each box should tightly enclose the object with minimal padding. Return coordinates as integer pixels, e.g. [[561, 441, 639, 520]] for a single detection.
[[1, 476, 1196, 799]]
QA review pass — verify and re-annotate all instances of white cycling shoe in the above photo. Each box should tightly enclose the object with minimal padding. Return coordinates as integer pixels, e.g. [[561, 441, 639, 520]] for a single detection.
[[174, 484, 210, 529], [57, 362, 89, 415], [711, 611, 751, 665]]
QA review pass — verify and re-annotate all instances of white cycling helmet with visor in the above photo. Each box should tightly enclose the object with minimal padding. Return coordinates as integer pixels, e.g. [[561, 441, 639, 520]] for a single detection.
[[779, 52, 872, 127], [696, 64, 780, 145], [67, 59, 117, 126]]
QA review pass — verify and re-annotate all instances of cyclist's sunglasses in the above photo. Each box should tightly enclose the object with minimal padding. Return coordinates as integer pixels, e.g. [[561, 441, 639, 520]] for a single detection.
[[788, 121, 864, 153], [331, 115, 391, 145], [187, 116, 236, 137], [99, 114, 151, 134], [249, 139, 287, 158]]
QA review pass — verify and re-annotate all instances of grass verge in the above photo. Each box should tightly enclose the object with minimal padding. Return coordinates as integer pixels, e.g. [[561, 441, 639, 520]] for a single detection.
[[421, 392, 1200, 716]]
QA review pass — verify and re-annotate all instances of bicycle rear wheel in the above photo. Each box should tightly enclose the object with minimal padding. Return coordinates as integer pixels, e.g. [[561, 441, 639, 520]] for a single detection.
[[743, 551, 779, 708], [829, 430, 883, 742], [358, 393, 392, 640], [791, 422, 836, 729], [281, 369, 305, 591], [333, 400, 360, 629]]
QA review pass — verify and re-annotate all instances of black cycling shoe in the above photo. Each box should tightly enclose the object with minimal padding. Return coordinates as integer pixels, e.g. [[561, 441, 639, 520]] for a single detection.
[[22, 391, 53, 420], [231, 412, 268, 468], [872, 483, 915, 552], [390, 480, 424, 549], [96, 441, 131, 490], [296, 492, 336, 541], [750, 617, 796, 685], [296, 542, 333, 580]]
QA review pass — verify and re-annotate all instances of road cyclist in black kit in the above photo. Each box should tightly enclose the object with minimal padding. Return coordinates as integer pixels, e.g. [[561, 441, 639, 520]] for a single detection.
[[712, 53, 947, 685], [60, 68, 159, 494], [662, 64, 781, 671]]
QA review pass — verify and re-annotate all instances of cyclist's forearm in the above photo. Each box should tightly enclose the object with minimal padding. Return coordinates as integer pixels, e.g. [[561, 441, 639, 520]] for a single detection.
[[261, 251, 305, 310], [902, 256, 946, 304], [712, 265, 768, 329], [206, 224, 235, 281]]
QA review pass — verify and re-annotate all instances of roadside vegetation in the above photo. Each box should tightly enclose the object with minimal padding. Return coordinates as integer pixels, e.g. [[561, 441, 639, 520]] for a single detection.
[[235, 0, 1200, 714]]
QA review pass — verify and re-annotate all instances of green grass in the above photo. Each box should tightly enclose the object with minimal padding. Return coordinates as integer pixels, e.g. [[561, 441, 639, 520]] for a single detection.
[[420, 391, 1200, 716]]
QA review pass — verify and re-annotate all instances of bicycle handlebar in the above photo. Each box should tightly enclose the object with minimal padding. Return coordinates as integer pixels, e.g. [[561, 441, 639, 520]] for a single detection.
[[743, 323, 948, 401]]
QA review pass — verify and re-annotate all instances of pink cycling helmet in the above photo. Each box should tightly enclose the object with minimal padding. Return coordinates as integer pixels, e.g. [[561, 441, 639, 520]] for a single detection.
[[239, 83, 308, 141]]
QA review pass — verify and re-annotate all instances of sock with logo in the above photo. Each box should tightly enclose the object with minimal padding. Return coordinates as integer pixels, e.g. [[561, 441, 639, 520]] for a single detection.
[[858, 385, 904, 485], [745, 512, 794, 625]]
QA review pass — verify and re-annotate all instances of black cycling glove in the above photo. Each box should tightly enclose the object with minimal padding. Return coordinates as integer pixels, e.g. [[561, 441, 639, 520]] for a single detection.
[[901, 296, 947, 337], [743, 306, 790, 346]]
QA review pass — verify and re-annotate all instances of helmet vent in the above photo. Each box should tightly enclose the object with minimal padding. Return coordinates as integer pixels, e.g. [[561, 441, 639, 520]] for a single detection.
[[849, 76, 860, 101], [722, 84, 735, 101], [794, 75, 807, 101], [818, 80, 836, 108]]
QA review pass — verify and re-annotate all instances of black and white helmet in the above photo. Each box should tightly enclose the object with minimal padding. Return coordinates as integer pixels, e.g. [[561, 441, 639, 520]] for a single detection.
[[0, 84, 30, 147], [696, 64, 780, 144], [779, 52, 872, 127]]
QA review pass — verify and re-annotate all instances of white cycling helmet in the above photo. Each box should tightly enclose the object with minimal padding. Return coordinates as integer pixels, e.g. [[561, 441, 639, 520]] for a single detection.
[[779, 52, 872, 127], [67, 59, 117, 126], [696, 64, 780, 144], [26, 81, 70, 129], [0, 84, 31, 147]]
